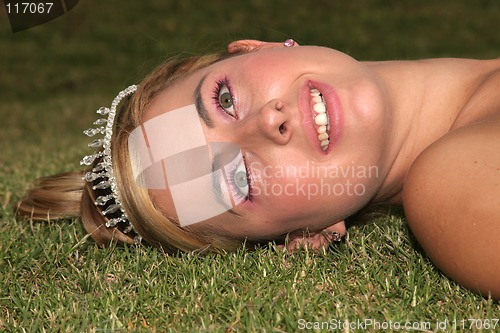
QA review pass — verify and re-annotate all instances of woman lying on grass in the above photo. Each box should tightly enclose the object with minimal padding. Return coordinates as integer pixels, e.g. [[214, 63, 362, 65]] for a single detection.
[[17, 39, 500, 299]]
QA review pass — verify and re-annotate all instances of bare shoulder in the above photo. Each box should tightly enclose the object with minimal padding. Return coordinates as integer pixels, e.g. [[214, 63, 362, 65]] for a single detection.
[[402, 117, 500, 299]]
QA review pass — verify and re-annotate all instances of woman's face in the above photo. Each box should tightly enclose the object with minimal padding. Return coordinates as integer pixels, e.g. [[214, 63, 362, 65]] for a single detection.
[[143, 45, 391, 241]]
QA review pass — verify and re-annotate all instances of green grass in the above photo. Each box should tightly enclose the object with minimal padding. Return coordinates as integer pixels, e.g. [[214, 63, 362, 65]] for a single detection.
[[1, 0, 500, 331]]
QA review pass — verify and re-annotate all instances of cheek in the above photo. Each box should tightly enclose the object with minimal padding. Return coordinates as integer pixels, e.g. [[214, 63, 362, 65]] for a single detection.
[[334, 79, 389, 177], [251, 173, 331, 223], [251, 175, 322, 218]]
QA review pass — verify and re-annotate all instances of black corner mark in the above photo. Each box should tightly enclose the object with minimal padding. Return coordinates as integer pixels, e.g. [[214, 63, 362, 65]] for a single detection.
[[64, 0, 77, 11], [4, 0, 80, 33]]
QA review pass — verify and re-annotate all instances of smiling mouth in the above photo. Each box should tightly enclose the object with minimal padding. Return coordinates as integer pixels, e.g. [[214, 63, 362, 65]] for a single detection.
[[309, 88, 330, 151]]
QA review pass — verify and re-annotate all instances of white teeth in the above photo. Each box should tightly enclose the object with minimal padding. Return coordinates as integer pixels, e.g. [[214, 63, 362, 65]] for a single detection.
[[310, 89, 321, 97], [312, 96, 323, 104], [318, 133, 329, 141], [310, 88, 330, 151], [314, 113, 328, 126], [313, 102, 326, 113]]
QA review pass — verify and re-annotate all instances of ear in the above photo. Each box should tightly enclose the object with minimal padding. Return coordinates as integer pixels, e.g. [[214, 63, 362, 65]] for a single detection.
[[227, 40, 272, 53], [279, 221, 346, 252], [227, 39, 299, 54]]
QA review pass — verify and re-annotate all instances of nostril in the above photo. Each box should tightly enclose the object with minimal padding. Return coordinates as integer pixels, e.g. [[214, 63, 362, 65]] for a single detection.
[[279, 123, 286, 135]]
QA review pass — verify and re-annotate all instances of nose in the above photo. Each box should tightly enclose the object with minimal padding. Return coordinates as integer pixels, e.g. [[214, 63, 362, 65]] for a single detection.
[[253, 99, 292, 145]]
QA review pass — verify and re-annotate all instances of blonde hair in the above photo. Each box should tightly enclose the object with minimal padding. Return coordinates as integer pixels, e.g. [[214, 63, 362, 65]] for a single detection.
[[17, 53, 244, 253]]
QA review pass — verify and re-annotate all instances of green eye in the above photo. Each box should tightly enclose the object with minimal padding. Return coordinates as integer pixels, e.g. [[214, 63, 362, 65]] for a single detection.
[[218, 85, 235, 117], [219, 91, 233, 109], [230, 158, 250, 203], [235, 171, 248, 188]]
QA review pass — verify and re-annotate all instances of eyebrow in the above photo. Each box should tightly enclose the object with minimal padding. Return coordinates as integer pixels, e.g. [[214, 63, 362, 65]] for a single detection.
[[195, 75, 240, 217], [194, 74, 214, 128]]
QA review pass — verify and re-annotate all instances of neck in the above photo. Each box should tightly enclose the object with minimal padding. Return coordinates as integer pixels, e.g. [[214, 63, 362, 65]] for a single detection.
[[366, 58, 500, 204]]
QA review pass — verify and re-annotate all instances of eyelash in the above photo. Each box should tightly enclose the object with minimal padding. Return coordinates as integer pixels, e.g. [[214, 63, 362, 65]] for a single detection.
[[212, 77, 236, 118]]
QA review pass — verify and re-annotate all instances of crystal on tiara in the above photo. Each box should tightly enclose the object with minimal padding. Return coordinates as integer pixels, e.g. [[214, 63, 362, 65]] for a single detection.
[[88, 139, 104, 148], [84, 127, 105, 137], [103, 203, 121, 215], [81, 85, 138, 237], [105, 217, 121, 228], [123, 224, 134, 233], [92, 180, 111, 191], [95, 194, 113, 206], [83, 171, 105, 182], [93, 118, 107, 125], [97, 107, 110, 115], [92, 162, 106, 172], [81, 154, 98, 166]]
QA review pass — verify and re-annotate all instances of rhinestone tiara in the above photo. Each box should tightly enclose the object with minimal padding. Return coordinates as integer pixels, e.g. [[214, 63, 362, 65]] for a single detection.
[[80, 85, 137, 234]]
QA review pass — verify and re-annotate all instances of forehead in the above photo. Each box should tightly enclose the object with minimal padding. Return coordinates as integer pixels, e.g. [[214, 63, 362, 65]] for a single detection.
[[143, 69, 207, 122]]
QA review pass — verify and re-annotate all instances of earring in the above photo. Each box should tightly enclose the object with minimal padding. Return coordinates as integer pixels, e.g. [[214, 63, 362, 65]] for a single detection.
[[325, 231, 342, 242], [332, 232, 342, 242], [284, 38, 296, 47]]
